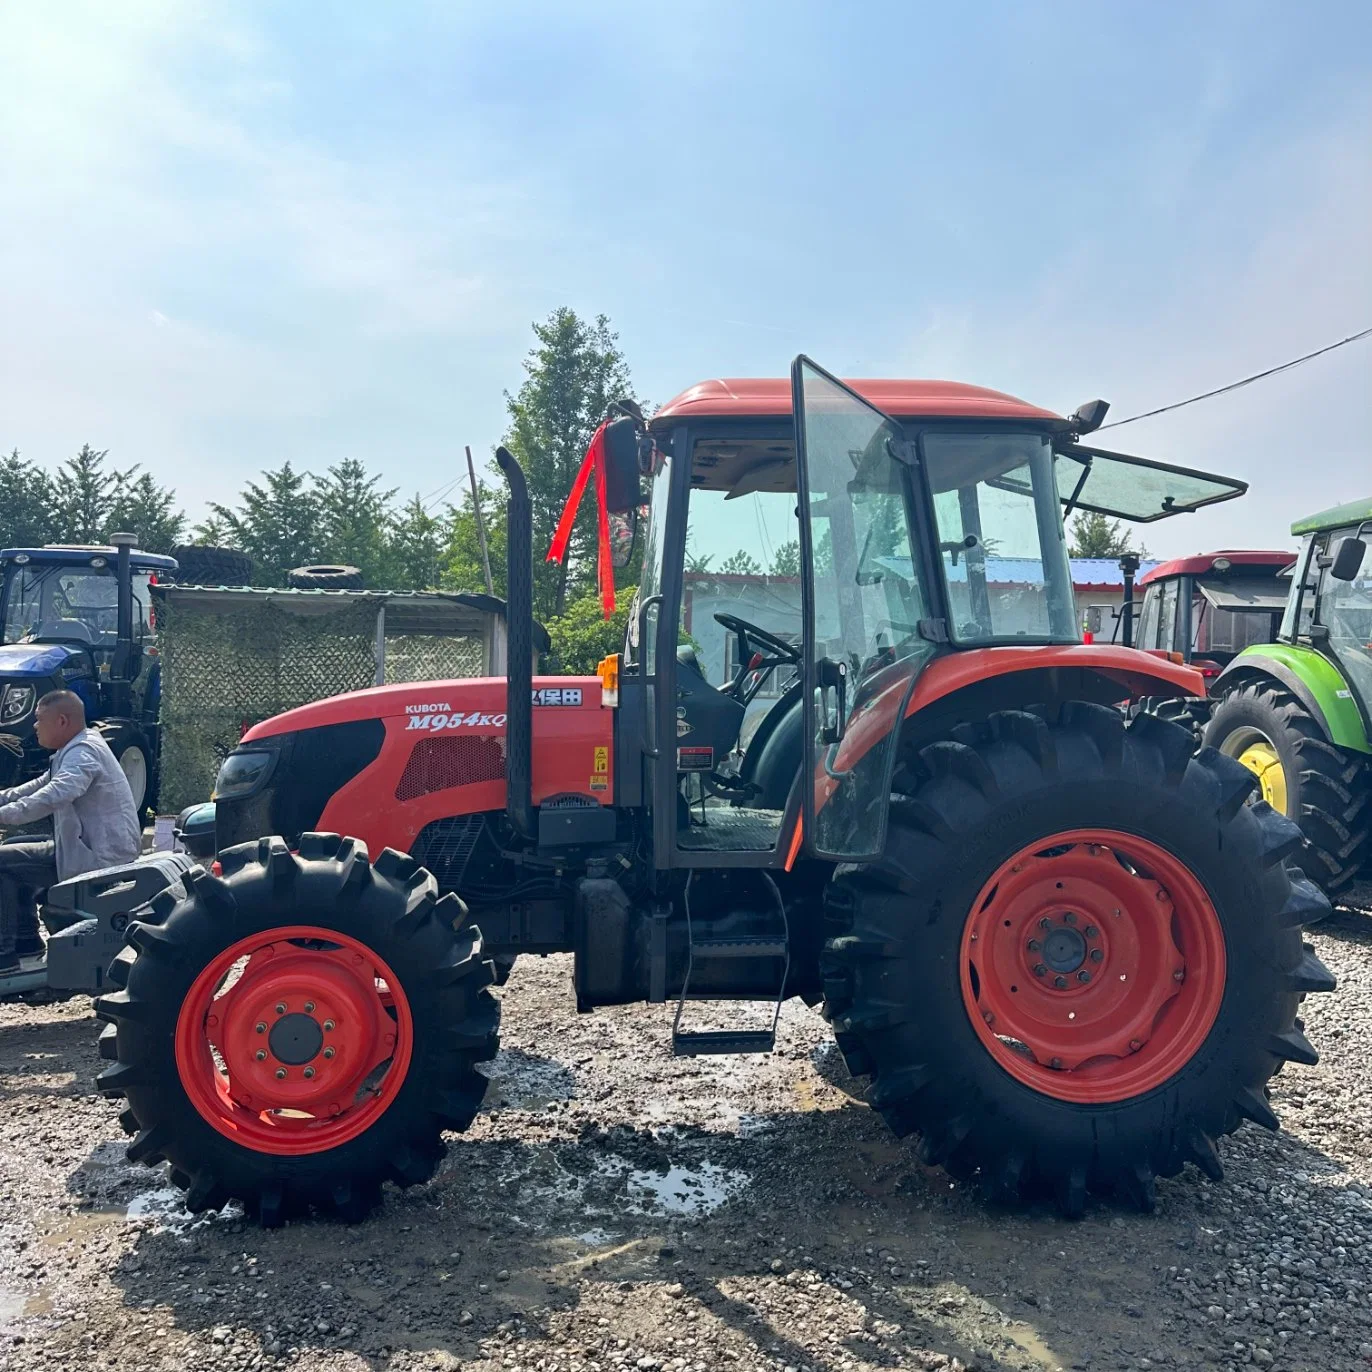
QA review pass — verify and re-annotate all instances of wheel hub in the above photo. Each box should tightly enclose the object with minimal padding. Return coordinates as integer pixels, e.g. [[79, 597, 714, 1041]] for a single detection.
[[174, 926, 412, 1157], [268, 1012, 324, 1066], [960, 830, 1227, 1105], [1040, 922, 1087, 975]]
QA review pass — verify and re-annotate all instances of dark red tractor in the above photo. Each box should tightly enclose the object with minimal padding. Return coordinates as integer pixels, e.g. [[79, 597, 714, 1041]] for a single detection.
[[96, 361, 1333, 1225]]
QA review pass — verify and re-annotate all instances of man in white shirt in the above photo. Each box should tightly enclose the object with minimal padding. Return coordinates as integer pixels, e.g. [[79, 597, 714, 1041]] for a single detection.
[[0, 691, 142, 973]]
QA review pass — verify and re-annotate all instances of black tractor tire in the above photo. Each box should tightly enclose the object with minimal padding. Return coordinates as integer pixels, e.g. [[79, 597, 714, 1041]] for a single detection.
[[822, 702, 1334, 1217], [97, 723, 155, 826], [169, 544, 254, 586], [1205, 679, 1371, 894], [287, 564, 364, 590], [95, 834, 499, 1225], [1130, 693, 1212, 748]]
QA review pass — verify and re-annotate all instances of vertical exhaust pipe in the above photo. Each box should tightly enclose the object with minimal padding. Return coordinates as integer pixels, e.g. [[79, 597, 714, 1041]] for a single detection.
[[111, 532, 137, 712], [496, 446, 534, 840], [1119, 551, 1140, 648]]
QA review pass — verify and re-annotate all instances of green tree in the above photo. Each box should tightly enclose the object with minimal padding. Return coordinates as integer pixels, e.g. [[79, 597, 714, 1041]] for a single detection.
[[107, 470, 185, 552], [546, 584, 637, 675], [502, 309, 635, 618], [441, 481, 508, 597], [0, 450, 59, 548], [720, 549, 763, 576], [1069, 511, 1143, 559], [315, 458, 397, 586], [770, 541, 801, 577], [387, 494, 448, 592], [206, 463, 321, 586], [51, 444, 184, 549]]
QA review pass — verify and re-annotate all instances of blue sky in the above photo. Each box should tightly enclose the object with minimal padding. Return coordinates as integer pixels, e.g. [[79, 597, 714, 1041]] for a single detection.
[[1, 0, 1368, 557]]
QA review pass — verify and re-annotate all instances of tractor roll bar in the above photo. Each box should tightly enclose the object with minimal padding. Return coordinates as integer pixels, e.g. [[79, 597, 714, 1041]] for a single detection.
[[496, 446, 535, 840]]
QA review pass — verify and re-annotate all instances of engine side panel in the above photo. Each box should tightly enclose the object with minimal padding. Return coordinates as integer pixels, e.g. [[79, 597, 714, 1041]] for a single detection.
[[269, 677, 614, 856]]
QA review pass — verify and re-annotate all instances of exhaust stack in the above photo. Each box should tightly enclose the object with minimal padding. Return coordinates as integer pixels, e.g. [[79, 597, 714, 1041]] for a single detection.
[[496, 446, 534, 840]]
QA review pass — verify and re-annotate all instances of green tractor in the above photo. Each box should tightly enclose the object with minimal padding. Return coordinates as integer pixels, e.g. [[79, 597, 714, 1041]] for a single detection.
[[1205, 499, 1372, 895]]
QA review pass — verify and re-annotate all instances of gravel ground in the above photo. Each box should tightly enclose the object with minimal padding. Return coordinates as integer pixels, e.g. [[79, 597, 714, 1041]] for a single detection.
[[0, 891, 1368, 1372]]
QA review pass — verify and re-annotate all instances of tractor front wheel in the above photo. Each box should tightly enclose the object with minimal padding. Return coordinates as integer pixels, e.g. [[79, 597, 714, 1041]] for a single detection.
[[822, 703, 1334, 1215], [95, 834, 499, 1224]]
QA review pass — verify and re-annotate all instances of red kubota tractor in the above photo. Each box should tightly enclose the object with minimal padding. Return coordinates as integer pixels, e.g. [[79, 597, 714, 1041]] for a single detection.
[[95, 361, 1334, 1225]]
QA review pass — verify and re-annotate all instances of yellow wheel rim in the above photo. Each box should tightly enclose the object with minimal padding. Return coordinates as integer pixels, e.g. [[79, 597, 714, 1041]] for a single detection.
[[1237, 740, 1288, 814]]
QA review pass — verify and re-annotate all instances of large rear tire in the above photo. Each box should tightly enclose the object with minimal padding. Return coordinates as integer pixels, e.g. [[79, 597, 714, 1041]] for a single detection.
[[169, 544, 254, 586], [1205, 679, 1370, 894], [95, 834, 499, 1225], [822, 703, 1334, 1216]]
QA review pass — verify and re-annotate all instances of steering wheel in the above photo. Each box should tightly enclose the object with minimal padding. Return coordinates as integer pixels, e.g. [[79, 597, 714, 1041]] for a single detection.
[[713, 613, 801, 665]]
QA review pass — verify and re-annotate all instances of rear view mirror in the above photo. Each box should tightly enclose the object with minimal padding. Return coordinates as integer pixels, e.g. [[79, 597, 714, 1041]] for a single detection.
[[1331, 536, 1367, 582], [602, 416, 642, 514]]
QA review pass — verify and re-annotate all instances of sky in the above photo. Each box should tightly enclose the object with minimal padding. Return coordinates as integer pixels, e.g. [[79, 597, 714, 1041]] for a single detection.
[[0, 0, 1368, 559]]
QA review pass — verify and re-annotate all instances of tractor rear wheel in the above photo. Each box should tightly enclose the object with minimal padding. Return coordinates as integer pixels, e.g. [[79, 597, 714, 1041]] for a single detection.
[[95, 834, 499, 1224], [1205, 679, 1370, 894], [822, 703, 1334, 1216]]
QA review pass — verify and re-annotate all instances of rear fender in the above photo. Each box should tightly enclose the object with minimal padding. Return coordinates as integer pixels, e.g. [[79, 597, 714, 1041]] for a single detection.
[[1214, 646, 1371, 754], [806, 646, 1204, 857]]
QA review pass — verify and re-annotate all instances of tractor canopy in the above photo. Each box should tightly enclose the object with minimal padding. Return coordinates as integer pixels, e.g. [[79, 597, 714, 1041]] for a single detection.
[[1292, 497, 1372, 536]]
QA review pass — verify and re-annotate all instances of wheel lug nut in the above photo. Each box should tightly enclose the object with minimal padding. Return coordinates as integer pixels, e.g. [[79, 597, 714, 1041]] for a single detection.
[[1053, 975, 1067, 989], [255, 1049, 267, 1061], [323, 1047, 336, 1059], [1077, 970, 1091, 983], [982, 1011, 995, 1026], [1173, 969, 1185, 982], [1084, 926, 1098, 939], [1033, 964, 1047, 977], [255, 1022, 267, 1034], [1128, 1039, 1142, 1053], [1090, 949, 1104, 963], [275, 1003, 287, 1015], [1049, 1057, 1063, 1070], [1038, 918, 1051, 931], [1027, 939, 1041, 952], [275, 1068, 287, 1080], [323, 1020, 335, 1032], [303, 1067, 316, 1080], [304, 1001, 316, 1013], [1062, 912, 1076, 926]]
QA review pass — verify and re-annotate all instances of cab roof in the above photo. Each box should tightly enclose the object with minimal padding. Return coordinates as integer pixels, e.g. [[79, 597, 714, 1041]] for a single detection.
[[651, 377, 1063, 427], [0, 545, 177, 570], [1136, 550, 1293, 588], [1291, 498, 1372, 537]]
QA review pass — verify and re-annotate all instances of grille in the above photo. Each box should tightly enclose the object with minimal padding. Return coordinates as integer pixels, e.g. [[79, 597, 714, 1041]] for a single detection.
[[411, 814, 486, 890], [396, 735, 506, 802]]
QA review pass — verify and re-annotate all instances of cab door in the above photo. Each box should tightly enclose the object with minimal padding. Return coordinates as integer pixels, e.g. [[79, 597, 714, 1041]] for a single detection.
[[791, 357, 941, 861]]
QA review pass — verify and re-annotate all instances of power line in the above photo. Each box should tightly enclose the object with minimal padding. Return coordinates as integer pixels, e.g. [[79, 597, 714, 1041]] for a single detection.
[[1098, 326, 1372, 430]]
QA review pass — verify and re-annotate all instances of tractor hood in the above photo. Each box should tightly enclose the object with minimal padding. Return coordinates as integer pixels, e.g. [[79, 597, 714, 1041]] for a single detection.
[[0, 642, 79, 678], [242, 676, 603, 742]]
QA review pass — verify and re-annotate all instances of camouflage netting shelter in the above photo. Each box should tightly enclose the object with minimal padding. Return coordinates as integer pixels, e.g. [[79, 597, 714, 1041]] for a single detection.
[[152, 586, 548, 812]]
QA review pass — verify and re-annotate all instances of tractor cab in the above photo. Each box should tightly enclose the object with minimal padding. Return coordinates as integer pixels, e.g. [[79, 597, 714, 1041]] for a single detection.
[[0, 539, 176, 814], [621, 365, 1249, 866], [1131, 551, 1293, 680]]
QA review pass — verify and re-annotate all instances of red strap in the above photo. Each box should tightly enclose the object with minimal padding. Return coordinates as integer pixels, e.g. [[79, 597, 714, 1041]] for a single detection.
[[546, 422, 616, 618]]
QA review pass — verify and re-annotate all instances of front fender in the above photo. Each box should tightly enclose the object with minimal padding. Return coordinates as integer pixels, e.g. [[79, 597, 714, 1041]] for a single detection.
[[1214, 645, 1371, 754]]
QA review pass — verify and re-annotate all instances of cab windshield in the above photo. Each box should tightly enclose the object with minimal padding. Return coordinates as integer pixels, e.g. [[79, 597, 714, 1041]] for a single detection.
[[1, 564, 149, 648]]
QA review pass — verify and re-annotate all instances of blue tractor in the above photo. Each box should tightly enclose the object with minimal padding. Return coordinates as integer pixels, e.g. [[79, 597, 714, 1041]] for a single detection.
[[0, 535, 176, 822]]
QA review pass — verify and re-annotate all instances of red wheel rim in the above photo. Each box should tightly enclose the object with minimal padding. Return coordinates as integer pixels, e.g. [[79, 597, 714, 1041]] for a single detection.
[[174, 925, 413, 1156], [959, 829, 1226, 1105]]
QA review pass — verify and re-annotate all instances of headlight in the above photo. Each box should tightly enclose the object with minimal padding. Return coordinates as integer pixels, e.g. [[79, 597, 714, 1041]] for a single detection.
[[1, 685, 35, 724], [213, 749, 276, 800]]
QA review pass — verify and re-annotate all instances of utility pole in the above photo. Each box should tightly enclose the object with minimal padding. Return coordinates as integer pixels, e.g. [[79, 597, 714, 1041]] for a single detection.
[[466, 445, 494, 596]]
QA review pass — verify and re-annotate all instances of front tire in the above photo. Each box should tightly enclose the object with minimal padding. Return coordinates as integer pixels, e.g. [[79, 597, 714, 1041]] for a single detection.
[[822, 703, 1334, 1215], [1205, 679, 1370, 894], [95, 834, 499, 1224]]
